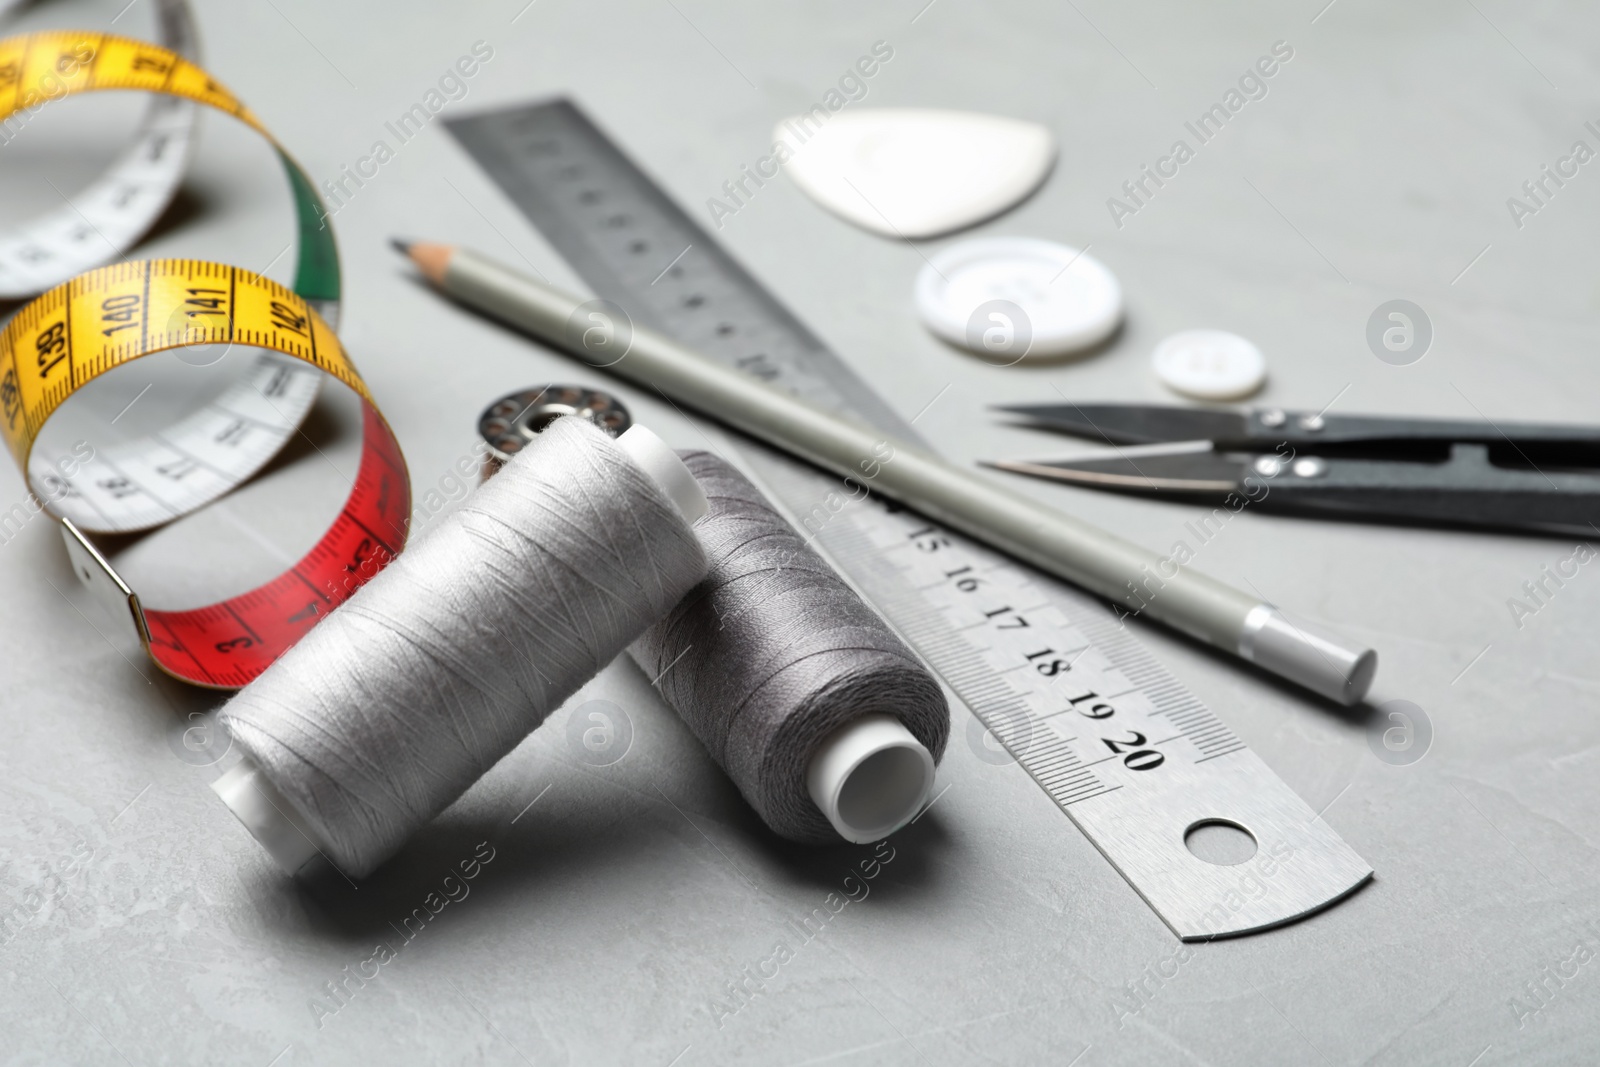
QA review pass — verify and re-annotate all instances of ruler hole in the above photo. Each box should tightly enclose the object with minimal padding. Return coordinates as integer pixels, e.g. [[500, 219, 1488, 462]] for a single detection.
[[1184, 819, 1256, 866]]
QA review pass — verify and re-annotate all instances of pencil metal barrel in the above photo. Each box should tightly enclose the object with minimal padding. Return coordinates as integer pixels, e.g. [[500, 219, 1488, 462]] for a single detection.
[[440, 246, 1376, 705]]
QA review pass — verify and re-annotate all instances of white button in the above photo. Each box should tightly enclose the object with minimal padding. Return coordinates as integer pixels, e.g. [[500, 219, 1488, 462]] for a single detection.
[[1151, 329, 1267, 401], [915, 237, 1122, 364]]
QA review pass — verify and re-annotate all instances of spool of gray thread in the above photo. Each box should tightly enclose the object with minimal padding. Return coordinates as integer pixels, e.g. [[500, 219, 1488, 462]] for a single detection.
[[630, 451, 950, 844], [213, 417, 708, 878]]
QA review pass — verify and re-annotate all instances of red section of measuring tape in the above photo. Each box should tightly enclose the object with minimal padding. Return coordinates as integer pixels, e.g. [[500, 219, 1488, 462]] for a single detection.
[[141, 401, 409, 688]]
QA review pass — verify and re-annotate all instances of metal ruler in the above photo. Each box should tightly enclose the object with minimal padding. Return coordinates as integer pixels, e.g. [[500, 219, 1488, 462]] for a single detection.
[[446, 99, 1371, 940]]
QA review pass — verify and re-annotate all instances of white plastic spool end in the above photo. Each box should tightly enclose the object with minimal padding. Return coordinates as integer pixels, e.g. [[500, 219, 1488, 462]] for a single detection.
[[212, 758, 327, 876], [807, 714, 936, 843], [616, 425, 708, 524]]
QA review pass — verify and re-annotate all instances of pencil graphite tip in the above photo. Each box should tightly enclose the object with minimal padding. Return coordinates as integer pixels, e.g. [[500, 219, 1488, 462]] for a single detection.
[[391, 239, 453, 284]]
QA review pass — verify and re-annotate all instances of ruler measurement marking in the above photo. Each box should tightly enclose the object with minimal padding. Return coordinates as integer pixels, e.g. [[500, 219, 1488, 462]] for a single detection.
[[995, 728, 1048, 751], [1176, 712, 1233, 731], [156, 43, 182, 94], [149, 432, 242, 480], [17, 36, 34, 115], [1149, 700, 1205, 719], [202, 402, 293, 435], [1045, 780, 1102, 798], [1083, 684, 1145, 704], [63, 278, 77, 392], [4, 318, 20, 444], [144, 619, 215, 684], [138, 261, 152, 351], [1056, 784, 1120, 806], [291, 567, 334, 605], [1058, 792, 1113, 808], [92, 452, 180, 519], [1161, 710, 1212, 728], [1189, 729, 1235, 746], [226, 265, 238, 347], [1029, 753, 1091, 777], [222, 603, 263, 645], [343, 507, 395, 558], [1043, 759, 1100, 780], [1041, 769, 1097, 787], [1053, 773, 1109, 791], [366, 424, 408, 479], [55, 476, 113, 528], [84, 33, 104, 90], [1030, 739, 1083, 758], [302, 288, 321, 368], [1052, 789, 1108, 807]]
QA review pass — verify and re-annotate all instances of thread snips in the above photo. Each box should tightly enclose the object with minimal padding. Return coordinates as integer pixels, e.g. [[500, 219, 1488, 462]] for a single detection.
[[988, 402, 1600, 535]]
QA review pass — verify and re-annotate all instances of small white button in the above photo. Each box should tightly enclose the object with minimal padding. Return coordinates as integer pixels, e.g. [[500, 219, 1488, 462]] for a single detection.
[[915, 237, 1123, 364], [1151, 329, 1267, 401]]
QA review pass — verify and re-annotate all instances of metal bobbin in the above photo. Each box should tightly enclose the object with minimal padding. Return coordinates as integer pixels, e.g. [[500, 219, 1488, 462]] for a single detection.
[[477, 385, 632, 480]]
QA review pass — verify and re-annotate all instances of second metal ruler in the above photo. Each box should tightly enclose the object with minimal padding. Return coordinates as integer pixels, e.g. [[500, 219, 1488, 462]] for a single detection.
[[445, 99, 1371, 940]]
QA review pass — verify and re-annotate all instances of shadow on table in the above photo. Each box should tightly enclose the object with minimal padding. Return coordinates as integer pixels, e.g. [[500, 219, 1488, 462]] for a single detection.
[[269, 748, 958, 948]]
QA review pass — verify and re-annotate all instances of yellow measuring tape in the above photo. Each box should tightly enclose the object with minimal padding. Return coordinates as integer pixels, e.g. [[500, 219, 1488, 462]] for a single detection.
[[0, 29, 410, 688], [0, 30, 254, 129], [2, 259, 368, 456]]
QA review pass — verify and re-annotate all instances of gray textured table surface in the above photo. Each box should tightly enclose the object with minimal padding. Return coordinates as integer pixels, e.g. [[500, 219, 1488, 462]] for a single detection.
[[2, 0, 1598, 1064]]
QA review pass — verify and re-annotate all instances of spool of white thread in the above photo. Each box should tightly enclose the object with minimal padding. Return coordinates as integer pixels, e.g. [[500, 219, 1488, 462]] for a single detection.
[[213, 422, 707, 876]]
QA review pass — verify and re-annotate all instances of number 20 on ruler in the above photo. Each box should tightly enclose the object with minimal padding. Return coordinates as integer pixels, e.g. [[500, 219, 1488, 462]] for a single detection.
[[908, 521, 1166, 774]]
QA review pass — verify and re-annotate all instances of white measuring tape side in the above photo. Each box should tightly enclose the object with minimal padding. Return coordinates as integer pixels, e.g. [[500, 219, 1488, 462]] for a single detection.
[[0, 0, 200, 299]]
